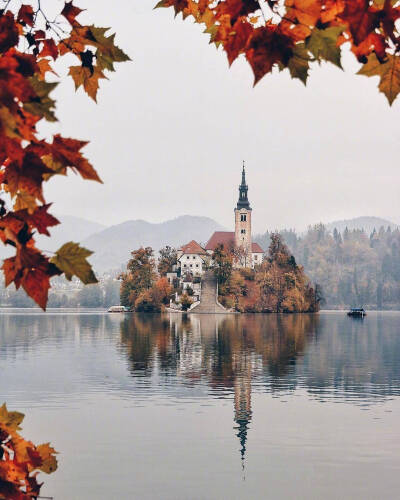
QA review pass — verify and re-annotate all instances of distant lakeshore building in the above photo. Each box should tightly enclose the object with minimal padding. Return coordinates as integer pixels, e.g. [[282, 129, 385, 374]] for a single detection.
[[177, 164, 263, 276]]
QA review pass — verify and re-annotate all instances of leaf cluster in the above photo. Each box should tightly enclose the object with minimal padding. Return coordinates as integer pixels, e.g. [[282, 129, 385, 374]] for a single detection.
[[157, 0, 400, 104], [0, 2, 129, 309], [0, 403, 57, 499]]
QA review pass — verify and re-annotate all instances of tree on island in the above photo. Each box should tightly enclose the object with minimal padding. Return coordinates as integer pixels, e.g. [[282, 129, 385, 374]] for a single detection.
[[212, 244, 233, 285], [120, 248, 174, 311], [180, 293, 193, 311], [158, 246, 178, 276], [218, 234, 320, 312], [120, 247, 156, 308]]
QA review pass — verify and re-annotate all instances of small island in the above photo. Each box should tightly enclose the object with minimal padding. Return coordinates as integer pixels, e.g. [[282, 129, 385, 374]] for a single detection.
[[120, 166, 321, 313]]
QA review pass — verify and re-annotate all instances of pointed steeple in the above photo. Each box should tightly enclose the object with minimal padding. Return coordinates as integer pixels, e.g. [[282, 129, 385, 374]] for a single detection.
[[237, 161, 251, 210]]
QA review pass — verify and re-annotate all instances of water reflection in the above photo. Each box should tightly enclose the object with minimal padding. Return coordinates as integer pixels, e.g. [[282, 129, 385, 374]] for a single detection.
[[1, 311, 400, 498], [118, 312, 400, 466]]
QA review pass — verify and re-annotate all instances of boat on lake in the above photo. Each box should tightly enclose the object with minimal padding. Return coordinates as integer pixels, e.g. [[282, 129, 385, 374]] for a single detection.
[[108, 305, 130, 313], [347, 307, 367, 318]]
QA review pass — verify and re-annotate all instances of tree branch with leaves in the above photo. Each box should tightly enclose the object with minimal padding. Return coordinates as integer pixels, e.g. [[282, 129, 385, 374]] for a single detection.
[[156, 0, 400, 105], [0, 1, 129, 309]]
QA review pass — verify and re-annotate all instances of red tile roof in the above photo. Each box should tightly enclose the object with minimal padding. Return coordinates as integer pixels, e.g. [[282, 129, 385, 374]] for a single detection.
[[205, 232, 235, 251], [252, 242, 264, 253], [205, 232, 264, 253], [180, 240, 207, 255]]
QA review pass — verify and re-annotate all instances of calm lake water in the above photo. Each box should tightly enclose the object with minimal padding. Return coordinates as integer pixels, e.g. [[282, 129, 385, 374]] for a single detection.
[[1, 310, 400, 499]]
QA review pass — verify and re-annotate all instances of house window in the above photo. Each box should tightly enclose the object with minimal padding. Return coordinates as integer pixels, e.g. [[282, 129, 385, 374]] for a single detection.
[[193, 256, 195, 259], [196, 264, 199, 268], [187, 256, 190, 259], [241, 229, 246, 234], [241, 214, 247, 222], [184, 264, 187, 267], [254, 255, 258, 260], [190, 264, 193, 267]]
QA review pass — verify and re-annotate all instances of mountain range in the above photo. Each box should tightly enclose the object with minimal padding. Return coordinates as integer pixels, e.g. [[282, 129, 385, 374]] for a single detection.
[[1, 214, 397, 273], [81, 216, 225, 271]]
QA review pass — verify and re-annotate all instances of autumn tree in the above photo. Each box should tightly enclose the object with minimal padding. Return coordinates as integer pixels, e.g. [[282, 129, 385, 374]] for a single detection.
[[157, 0, 400, 105], [180, 292, 193, 311], [212, 243, 233, 284], [153, 276, 173, 305], [120, 247, 156, 308], [158, 246, 177, 276], [0, 2, 129, 310], [218, 234, 318, 312]]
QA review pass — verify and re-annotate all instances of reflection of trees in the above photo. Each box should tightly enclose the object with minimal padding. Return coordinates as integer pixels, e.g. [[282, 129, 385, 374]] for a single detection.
[[119, 314, 319, 387], [119, 313, 319, 466]]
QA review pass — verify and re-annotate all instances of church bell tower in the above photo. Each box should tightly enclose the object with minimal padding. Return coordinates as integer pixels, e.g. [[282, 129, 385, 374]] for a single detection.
[[234, 162, 252, 266]]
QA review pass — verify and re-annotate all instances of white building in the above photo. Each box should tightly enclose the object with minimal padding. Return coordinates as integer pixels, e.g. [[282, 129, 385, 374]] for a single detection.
[[177, 240, 209, 277]]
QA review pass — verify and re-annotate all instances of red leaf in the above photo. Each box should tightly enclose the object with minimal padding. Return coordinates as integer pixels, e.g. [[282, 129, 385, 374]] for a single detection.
[[27, 204, 60, 235], [52, 135, 102, 182], [340, 0, 378, 45], [40, 39, 59, 60], [246, 25, 293, 84], [17, 5, 35, 27], [216, 0, 259, 21], [222, 18, 253, 65], [61, 1, 84, 25], [0, 12, 19, 53]]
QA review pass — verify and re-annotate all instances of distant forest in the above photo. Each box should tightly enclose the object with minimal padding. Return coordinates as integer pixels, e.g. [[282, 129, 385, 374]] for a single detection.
[[255, 224, 400, 309]]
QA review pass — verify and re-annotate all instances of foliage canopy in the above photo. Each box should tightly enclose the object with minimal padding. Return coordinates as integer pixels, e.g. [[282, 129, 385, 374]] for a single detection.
[[157, 0, 400, 104], [0, 1, 129, 309], [0, 403, 57, 499]]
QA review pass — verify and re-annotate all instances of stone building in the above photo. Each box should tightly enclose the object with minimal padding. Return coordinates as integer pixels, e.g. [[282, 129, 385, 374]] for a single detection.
[[205, 164, 264, 268], [177, 164, 263, 275]]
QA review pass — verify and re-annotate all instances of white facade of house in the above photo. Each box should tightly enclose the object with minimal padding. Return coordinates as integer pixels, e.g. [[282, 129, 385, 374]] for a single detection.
[[178, 253, 206, 276], [252, 251, 264, 267]]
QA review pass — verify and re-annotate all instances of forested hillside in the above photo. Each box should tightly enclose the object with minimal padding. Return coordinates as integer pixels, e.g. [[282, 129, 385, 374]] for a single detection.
[[255, 224, 400, 309]]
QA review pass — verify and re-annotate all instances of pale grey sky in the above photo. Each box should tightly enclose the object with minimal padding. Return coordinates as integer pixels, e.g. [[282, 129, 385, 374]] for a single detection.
[[40, 0, 400, 233]]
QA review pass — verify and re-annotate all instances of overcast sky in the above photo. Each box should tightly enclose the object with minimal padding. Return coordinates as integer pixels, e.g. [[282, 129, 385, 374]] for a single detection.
[[40, 0, 400, 233]]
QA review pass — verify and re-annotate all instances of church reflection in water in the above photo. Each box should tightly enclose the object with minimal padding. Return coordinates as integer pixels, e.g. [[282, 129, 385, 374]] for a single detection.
[[119, 313, 320, 467]]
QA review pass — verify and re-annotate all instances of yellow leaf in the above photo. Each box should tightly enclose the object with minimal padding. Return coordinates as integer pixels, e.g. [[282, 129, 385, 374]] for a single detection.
[[0, 403, 24, 433], [37, 443, 58, 474], [50, 241, 98, 284], [357, 53, 400, 105], [68, 65, 107, 102]]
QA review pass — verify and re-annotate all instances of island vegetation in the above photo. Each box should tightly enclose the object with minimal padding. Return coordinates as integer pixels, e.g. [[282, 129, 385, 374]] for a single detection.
[[255, 224, 400, 309], [214, 234, 321, 313], [116, 234, 320, 313]]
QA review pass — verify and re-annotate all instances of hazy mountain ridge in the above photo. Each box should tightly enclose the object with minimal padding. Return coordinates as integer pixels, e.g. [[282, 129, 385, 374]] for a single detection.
[[82, 215, 226, 271], [325, 216, 398, 234], [0, 214, 396, 273], [38, 215, 106, 252]]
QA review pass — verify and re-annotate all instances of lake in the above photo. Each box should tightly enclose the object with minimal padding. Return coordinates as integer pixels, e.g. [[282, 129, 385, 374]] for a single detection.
[[1, 310, 400, 499]]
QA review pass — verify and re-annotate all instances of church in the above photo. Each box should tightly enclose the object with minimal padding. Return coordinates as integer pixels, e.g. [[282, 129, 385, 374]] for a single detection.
[[177, 165, 264, 276]]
